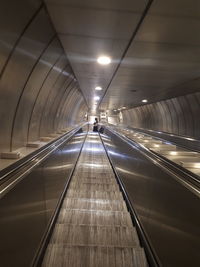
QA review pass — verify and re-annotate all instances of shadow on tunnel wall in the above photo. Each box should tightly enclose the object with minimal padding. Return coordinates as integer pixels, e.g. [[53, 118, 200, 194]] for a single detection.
[[122, 92, 200, 139], [0, 0, 87, 153]]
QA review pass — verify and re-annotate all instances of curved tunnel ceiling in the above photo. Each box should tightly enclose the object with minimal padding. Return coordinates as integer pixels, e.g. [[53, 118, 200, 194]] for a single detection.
[[0, 0, 200, 155], [44, 0, 149, 110], [0, 1, 87, 153], [45, 0, 200, 112]]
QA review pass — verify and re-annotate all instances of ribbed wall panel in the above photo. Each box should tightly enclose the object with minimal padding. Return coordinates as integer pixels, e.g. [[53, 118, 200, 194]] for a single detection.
[[0, 1, 87, 153], [122, 92, 200, 138]]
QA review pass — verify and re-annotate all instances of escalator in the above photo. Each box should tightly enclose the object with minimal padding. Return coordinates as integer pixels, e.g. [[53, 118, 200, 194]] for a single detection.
[[101, 126, 200, 267], [41, 132, 148, 266], [1, 126, 199, 267]]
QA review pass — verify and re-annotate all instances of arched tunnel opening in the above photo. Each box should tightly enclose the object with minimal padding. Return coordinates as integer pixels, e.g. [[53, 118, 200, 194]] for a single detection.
[[0, 1, 199, 267]]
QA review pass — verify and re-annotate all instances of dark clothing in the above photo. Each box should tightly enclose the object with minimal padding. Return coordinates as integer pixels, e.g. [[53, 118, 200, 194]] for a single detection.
[[99, 127, 104, 133], [93, 118, 99, 132], [93, 122, 98, 132], [93, 126, 98, 132]]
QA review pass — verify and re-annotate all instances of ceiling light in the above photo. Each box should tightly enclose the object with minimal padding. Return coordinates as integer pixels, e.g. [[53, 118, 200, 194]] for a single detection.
[[97, 56, 111, 65], [142, 99, 148, 103], [94, 96, 100, 100], [95, 86, 102, 90]]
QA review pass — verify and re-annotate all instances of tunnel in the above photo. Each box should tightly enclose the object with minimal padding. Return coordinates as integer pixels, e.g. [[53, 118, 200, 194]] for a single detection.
[[0, 0, 199, 266]]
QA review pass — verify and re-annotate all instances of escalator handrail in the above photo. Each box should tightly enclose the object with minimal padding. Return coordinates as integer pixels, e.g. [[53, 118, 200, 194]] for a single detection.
[[31, 130, 88, 267], [108, 127, 200, 195], [127, 126, 200, 153], [99, 131, 161, 267], [0, 124, 85, 198]]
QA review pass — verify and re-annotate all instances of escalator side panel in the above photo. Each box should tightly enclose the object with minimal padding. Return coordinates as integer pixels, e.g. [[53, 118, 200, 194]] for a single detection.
[[103, 129, 200, 267], [0, 132, 86, 267]]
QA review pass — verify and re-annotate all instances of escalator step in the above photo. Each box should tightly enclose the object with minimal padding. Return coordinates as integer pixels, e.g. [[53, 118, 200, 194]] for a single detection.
[[42, 245, 147, 267], [56, 209, 133, 227], [69, 183, 118, 191], [62, 198, 127, 211], [50, 224, 139, 247], [67, 189, 123, 200], [70, 177, 117, 184]]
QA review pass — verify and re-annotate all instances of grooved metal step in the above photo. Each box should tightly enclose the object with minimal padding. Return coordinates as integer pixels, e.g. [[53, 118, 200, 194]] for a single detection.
[[56, 209, 133, 227], [43, 245, 147, 267], [67, 189, 124, 200], [70, 177, 117, 184], [42, 133, 148, 267], [62, 198, 127, 211], [69, 182, 118, 191], [50, 224, 139, 247]]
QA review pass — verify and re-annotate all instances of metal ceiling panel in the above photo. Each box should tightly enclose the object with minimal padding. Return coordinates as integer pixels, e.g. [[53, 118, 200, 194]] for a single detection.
[[100, 0, 200, 110], [44, 0, 147, 108], [45, 0, 200, 112], [45, 0, 147, 13]]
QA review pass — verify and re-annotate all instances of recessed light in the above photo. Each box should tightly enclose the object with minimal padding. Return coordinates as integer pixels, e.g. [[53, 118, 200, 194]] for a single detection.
[[95, 86, 102, 90], [142, 99, 148, 103], [97, 56, 111, 65], [94, 96, 100, 100]]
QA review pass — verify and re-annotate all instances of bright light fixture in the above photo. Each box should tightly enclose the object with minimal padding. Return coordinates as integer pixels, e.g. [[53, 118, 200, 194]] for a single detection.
[[170, 151, 177, 155], [142, 99, 148, 103], [94, 96, 100, 100], [95, 86, 102, 90], [97, 56, 111, 65]]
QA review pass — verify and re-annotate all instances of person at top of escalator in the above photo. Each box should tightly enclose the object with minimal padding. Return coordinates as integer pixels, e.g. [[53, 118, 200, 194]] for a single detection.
[[93, 117, 98, 132]]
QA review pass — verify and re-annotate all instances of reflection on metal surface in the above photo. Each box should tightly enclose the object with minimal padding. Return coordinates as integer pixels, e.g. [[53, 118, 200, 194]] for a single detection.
[[86, 140, 100, 143], [108, 150, 129, 159], [0, 131, 85, 267], [44, 164, 74, 171], [62, 148, 81, 154], [80, 163, 108, 168], [116, 166, 134, 176], [103, 141, 115, 147], [102, 127, 200, 267], [185, 137, 195, 141], [85, 147, 104, 152], [181, 162, 200, 168], [86, 136, 99, 139], [115, 126, 200, 177], [42, 133, 147, 267], [70, 140, 83, 144]]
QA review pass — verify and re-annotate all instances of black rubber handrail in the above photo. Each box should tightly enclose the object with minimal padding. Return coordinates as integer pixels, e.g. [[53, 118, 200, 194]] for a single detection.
[[99, 131, 161, 267], [0, 124, 86, 198], [31, 130, 88, 267]]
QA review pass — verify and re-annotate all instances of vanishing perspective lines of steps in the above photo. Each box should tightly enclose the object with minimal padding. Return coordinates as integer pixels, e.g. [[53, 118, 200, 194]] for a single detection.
[[42, 132, 147, 267]]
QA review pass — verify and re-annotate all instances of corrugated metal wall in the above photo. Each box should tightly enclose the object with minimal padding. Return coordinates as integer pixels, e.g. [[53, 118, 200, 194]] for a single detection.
[[122, 92, 200, 138], [0, 0, 87, 152]]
